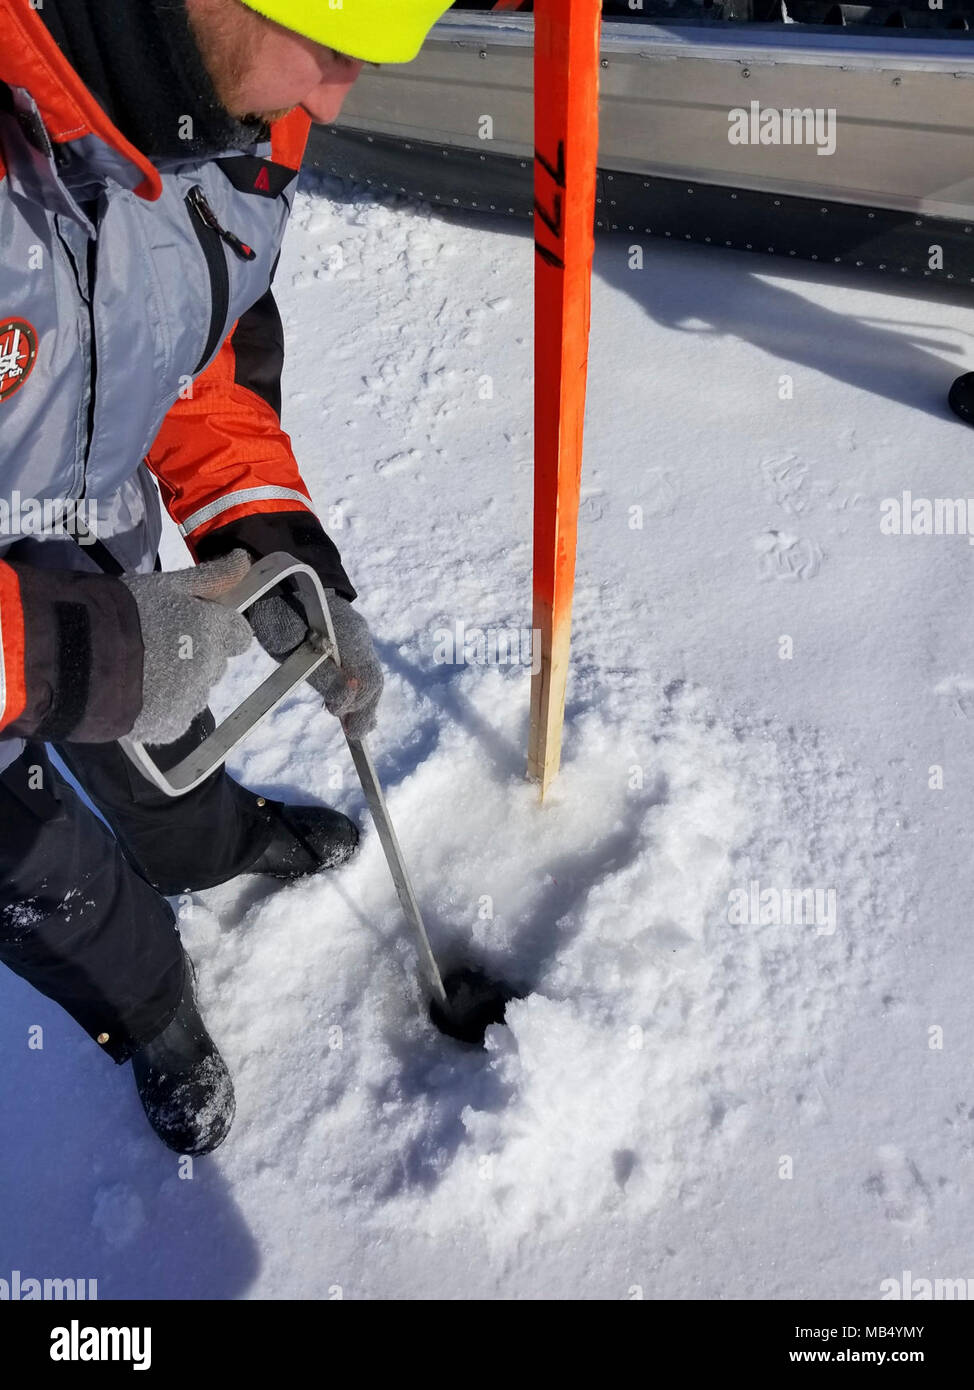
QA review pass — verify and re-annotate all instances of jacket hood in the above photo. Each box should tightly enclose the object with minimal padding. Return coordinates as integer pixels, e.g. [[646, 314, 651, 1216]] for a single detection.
[[2, 0, 164, 200]]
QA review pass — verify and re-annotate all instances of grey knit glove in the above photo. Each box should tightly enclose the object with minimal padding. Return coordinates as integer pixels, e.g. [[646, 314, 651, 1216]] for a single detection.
[[248, 587, 383, 741], [122, 552, 254, 746]]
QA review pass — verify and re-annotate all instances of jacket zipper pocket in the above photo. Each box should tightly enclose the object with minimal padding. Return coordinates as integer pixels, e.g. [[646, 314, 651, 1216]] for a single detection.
[[186, 185, 256, 374], [51, 219, 98, 499]]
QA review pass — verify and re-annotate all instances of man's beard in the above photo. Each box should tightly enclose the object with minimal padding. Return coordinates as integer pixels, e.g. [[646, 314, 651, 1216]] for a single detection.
[[188, 0, 258, 119], [242, 107, 295, 124], [190, 5, 292, 124]]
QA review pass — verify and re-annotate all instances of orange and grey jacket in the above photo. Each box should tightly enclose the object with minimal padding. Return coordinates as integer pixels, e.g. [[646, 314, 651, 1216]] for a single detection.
[[0, 0, 352, 765]]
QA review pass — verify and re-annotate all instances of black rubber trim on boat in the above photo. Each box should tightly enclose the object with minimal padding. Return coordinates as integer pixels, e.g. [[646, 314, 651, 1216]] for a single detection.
[[305, 125, 974, 291]]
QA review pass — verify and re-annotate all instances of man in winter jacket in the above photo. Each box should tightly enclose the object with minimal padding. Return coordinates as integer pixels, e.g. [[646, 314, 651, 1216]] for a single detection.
[[0, 0, 452, 1155]]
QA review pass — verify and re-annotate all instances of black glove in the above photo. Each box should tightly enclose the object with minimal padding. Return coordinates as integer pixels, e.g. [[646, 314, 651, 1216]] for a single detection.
[[194, 511, 382, 740], [194, 510, 355, 601]]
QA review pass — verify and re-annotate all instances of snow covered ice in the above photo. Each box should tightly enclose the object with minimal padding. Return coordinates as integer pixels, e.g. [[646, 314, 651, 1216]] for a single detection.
[[3, 173, 974, 1298]]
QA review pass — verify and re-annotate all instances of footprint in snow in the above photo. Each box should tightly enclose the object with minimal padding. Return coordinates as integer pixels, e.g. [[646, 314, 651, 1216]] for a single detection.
[[754, 530, 823, 582], [641, 469, 680, 519], [933, 675, 974, 720], [863, 1146, 932, 1232], [375, 450, 422, 478], [761, 452, 809, 516], [91, 1184, 146, 1249]]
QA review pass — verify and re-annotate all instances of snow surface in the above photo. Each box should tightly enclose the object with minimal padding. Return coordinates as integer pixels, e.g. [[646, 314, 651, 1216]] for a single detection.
[[3, 173, 974, 1299]]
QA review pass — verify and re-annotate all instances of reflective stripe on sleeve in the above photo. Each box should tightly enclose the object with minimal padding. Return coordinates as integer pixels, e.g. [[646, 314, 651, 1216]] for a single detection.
[[178, 486, 313, 538]]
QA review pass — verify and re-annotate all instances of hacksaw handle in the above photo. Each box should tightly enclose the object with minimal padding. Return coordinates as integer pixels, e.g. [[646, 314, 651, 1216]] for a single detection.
[[119, 553, 338, 798]]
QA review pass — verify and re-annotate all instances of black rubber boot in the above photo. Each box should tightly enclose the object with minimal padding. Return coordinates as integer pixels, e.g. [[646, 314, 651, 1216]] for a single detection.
[[247, 803, 360, 880], [131, 953, 235, 1156], [948, 372, 974, 426]]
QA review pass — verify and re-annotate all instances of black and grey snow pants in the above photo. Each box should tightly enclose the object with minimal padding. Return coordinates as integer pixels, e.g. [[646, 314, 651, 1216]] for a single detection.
[[0, 714, 275, 1063]]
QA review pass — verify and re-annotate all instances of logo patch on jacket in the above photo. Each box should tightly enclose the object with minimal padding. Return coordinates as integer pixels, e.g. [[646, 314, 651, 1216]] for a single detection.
[[0, 318, 38, 403]]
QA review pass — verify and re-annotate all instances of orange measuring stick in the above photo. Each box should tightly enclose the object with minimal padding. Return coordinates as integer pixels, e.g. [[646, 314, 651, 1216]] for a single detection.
[[528, 0, 602, 797]]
